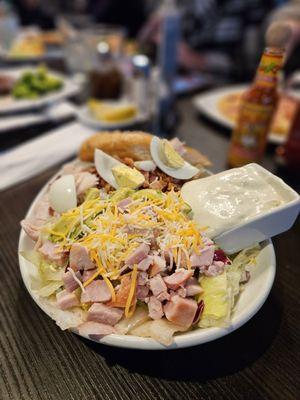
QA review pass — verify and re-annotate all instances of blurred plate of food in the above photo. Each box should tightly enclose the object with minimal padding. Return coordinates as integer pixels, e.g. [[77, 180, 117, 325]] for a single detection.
[[0, 29, 63, 61], [193, 85, 298, 144], [0, 65, 79, 114], [77, 99, 148, 130]]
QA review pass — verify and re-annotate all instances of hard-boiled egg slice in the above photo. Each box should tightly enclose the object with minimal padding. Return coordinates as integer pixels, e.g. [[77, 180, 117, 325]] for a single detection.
[[150, 136, 200, 179], [134, 160, 156, 172], [94, 149, 145, 189], [49, 175, 77, 213]]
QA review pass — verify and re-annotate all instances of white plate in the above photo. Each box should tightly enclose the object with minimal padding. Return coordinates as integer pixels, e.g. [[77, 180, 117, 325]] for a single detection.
[[0, 66, 79, 114], [193, 85, 285, 145], [18, 167, 276, 350], [77, 104, 148, 130]]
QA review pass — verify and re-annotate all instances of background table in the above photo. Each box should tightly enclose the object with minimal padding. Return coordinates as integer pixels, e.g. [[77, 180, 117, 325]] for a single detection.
[[0, 97, 299, 400]]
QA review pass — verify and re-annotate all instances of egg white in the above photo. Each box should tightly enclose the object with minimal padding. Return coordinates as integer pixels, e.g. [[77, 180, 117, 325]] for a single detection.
[[150, 136, 200, 180]]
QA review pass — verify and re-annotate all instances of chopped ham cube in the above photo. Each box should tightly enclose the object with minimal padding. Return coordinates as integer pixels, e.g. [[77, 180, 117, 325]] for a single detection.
[[125, 243, 150, 266], [87, 303, 123, 326], [176, 287, 187, 297], [149, 275, 167, 297], [82, 268, 97, 282], [20, 220, 40, 241], [39, 240, 67, 267], [136, 285, 149, 300], [63, 270, 81, 292], [56, 290, 79, 310], [81, 280, 111, 303], [164, 295, 197, 327], [149, 255, 166, 277], [163, 269, 193, 290], [148, 296, 163, 320], [34, 196, 51, 225], [156, 291, 171, 302], [190, 246, 215, 267], [137, 256, 153, 271], [78, 321, 116, 340], [170, 137, 186, 155], [137, 271, 149, 286], [203, 262, 224, 277], [117, 197, 132, 212], [185, 277, 203, 297], [74, 172, 98, 196], [69, 243, 94, 271]]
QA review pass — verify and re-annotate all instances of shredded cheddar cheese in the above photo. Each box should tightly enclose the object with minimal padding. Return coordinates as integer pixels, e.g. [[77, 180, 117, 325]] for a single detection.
[[45, 188, 207, 310]]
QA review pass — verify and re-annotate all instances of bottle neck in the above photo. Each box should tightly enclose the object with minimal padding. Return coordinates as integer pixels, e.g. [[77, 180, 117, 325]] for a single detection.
[[254, 47, 284, 88]]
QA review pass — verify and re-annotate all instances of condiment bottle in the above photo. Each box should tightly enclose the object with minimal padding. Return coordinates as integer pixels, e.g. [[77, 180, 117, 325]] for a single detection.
[[89, 41, 123, 100], [227, 46, 285, 167], [276, 95, 300, 170]]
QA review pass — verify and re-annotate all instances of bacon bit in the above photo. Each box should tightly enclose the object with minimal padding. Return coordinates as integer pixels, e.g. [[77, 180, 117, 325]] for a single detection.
[[193, 300, 204, 325]]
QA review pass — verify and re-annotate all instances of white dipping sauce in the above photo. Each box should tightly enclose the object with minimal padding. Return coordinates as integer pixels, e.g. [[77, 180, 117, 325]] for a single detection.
[[182, 163, 290, 238]]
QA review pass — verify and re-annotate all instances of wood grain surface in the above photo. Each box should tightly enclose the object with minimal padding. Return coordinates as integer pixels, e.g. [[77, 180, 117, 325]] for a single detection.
[[0, 99, 299, 400]]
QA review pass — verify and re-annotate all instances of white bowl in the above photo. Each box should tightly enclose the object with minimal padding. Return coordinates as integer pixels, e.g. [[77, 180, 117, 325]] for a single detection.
[[18, 169, 276, 350]]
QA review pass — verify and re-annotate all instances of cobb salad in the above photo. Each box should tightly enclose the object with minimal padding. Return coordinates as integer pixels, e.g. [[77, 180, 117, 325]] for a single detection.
[[20, 132, 259, 345]]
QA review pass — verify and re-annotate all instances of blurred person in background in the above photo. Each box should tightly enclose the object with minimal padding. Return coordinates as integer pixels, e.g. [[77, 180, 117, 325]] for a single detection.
[[140, 0, 279, 81], [11, 0, 146, 38], [267, 0, 300, 76]]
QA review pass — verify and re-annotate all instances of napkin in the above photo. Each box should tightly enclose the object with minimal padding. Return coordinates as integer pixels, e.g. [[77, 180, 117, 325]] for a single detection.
[[0, 102, 77, 133], [0, 121, 95, 191]]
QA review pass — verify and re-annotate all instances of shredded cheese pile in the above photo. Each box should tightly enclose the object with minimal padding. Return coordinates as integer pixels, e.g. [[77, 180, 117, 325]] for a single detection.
[[44, 189, 207, 317]]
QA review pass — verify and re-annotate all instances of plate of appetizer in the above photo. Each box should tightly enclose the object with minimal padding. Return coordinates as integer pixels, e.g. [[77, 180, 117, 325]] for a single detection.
[[18, 132, 299, 349], [193, 85, 298, 144], [77, 99, 148, 130], [0, 30, 63, 62], [0, 65, 79, 114]]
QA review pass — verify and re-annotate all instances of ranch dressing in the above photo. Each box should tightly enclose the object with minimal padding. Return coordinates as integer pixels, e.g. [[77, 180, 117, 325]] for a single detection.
[[181, 163, 291, 238]]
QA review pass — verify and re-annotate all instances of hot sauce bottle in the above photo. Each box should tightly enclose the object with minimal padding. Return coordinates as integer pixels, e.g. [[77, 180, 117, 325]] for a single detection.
[[228, 47, 284, 167]]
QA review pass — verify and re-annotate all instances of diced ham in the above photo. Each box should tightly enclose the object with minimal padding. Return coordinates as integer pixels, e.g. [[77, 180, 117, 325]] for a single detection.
[[163, 249, 174, 270], [78, 321, 116, 340], [156, 291, 171, 302], [137, 271, 149, 286], [69, 243, 94, 271], [39, 240, 67, 267], [163, 269, 193, 290], [125, 243, 150, 266], [190, 246, 215, 268], [149, 275, 167, 297], [34, 196, 51, 225], [136, 285, 149, 300], [170, 137, 186, 155], [149, 255, 166, 277], [164, 295, 197, 327], [203, 262, 224, 277], [81, 280, 111, 303], [148, 296, 163, 320], [74, 172, 98, 196], [63, 270, 81, 292], [87, 303, 123, 326], [117, 197, 132, 212], [185, 277, 203, 297], [82, 269, 97, 282], [56, 290, 79, 310], [137, 256, 153, 271], [176, 287, 187, 298], [20, 220, 40, 241]]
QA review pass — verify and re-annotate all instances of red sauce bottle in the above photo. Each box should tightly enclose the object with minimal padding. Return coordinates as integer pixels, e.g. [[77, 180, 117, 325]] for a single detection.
[[228, 47, 284, 167]]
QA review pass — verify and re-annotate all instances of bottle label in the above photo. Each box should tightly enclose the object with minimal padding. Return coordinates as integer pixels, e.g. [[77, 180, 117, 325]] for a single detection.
[[255, 49, 283, 87], [230, 101, 274, 161]]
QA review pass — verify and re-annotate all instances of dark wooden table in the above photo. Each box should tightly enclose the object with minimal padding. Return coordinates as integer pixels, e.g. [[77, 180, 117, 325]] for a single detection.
[[0, 98, 299, 400]]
